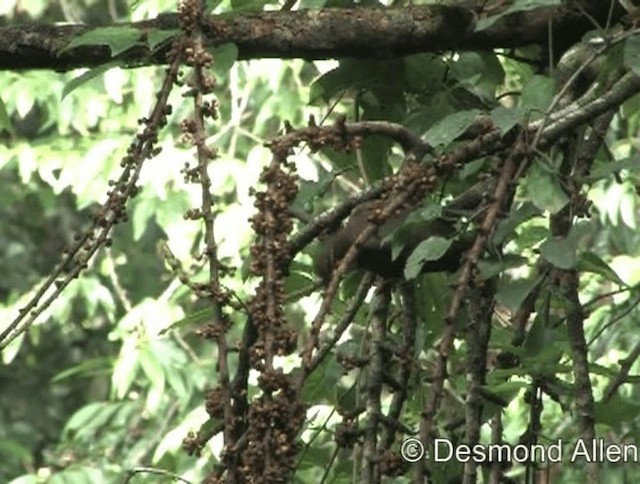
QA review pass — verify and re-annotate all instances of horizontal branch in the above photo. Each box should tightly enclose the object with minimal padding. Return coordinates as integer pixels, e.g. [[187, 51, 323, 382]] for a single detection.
[[0, 1, 620, 71]]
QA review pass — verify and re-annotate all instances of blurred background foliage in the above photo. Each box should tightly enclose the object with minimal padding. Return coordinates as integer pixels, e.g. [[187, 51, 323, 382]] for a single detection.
[[1, 0, 640, 482], [0, 1, 323, 482]]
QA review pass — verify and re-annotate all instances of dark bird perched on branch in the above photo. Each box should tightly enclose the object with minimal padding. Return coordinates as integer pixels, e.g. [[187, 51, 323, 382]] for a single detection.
[[313, 179, 495, 282]]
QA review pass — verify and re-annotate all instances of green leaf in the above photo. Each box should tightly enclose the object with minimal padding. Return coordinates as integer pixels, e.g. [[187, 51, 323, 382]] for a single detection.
[[539, 236, 577, 269], [622, 91, 640, 120], [540, 222, 594, 269], [60, 62, 118, 100], [476, 0, 561, 32], [525, 163, 569, 214], [490, 105, 526, 135], [63, 402, 119, 438], [522, 316, 566, 367], [0, 439, 32, 463], [414, 204, 442, 222], [49, 467, 107, 484], [294, 165, 340, 211], [61, 27, 142, 57], [623, 35, 640, 77], [423, 110, 480, 147], [477, 254, 529, 279], [406, 90, 455, 133], [6, 475, 39, 484], [383, 204, 442, 260], [302, 356, 343, 403], [595, 394, 640, 426], [212, 43, 239, 77], [139, 342, 166, 394], [284, 269, 314, 296], [404, 53, 444, 92], [587, 155, 640, 182], [77, 277, 115, 319], [520, 75, 555, 114], [404, 237, 452, 280], [577, 252, 626, 286], [483, 380, 527, 402], [413, 273, 447, 348], [52, 357, 111, 383], [1, 331, 24, 365], [309, 59, 388, 105], [298, 446, 333, 472], [0, 96, 14, 135], [112, 340, 139, 399], [496, 276, 539, 313], [522, 314, 547, 358], [148, 29, 180, 50], [160, 308, 212, 334], [132, 191, 157, 241], [449, 52, 504, 102], [492, 202, 542, 245]]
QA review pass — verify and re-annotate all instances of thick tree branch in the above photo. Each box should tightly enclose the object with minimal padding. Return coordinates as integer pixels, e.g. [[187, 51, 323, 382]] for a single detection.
[[0, 1, 622, 71]]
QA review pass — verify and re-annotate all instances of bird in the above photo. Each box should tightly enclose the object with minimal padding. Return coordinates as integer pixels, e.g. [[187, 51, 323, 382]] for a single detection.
[[313, 200, 474, 283]]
